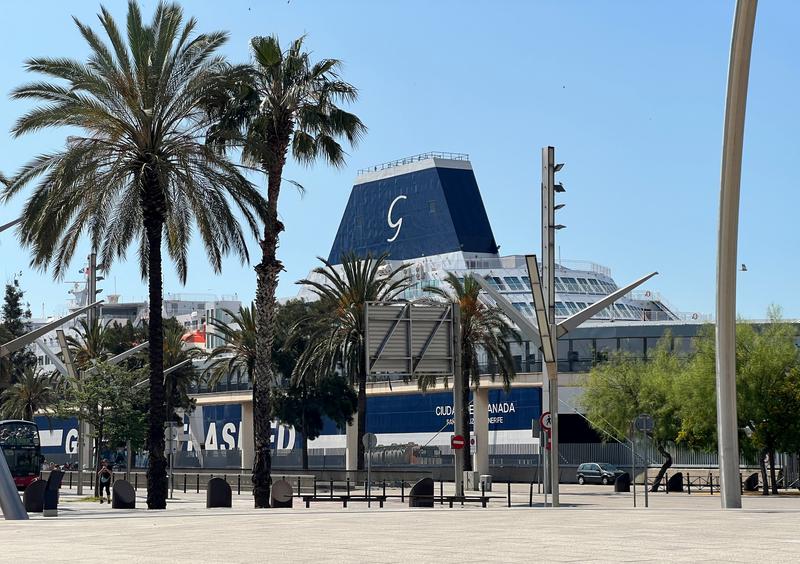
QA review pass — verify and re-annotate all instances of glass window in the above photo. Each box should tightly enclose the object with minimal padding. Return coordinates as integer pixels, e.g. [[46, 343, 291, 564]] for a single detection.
[[504, 276, 524, 290], [565, 302, 579, 315], [673, 337, 697, 356], [491, 276, 506, 290], [554, 278, 567, 292], [571, 339, 593, 360], [557, 339, 570, 360], [614, 304, 629, 318], [595, 338, 617, 361], [555, 302, 569, 317], [587, 279, 604, 294], [561, 277, 579, 293], [512, 302, 532, 315], [575, 302, 588, 311], [576, 279, 592, 293], [521, 276, 531, 289], [620, 338, 644, 356]]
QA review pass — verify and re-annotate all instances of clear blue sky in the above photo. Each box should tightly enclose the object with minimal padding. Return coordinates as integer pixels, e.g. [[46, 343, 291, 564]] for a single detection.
[[0, 1, 798, 319]]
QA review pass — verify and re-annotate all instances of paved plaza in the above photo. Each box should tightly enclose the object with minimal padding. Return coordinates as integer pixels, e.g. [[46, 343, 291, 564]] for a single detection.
[[2, 484, 799, 562]]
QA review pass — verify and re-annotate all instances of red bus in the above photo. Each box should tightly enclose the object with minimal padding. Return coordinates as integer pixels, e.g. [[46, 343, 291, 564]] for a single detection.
[[0, 420, 42, 489]]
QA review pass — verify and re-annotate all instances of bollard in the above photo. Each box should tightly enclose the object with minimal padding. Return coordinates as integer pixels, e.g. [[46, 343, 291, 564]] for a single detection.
[[69, 472, 72, 489], [346, 476, 351, 497], [383, 480, 386, 498], [687, 473, 691, 495], [184, 474, 187, 494], [482, 479, 486, 499], [529, 482, 533, 507], [197, 474, 200, 494], [297, 477, 301, 497], [708, 473, 713, 495], [401, 481, 405, 502], [665, 472, 669, 495], [507, 481, 511, 508], [134, 474, 138, 491], [440, 480, 443, 506], [238, 475, 241, 496], [739, 473, 743, 495], [330, 479, 334, 499], [314, 477, 317, 497]]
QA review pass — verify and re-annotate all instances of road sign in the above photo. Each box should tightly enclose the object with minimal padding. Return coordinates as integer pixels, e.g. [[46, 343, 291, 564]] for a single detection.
[[635, 414, 655, 433], [363, 432, 378, 450], [451, 434, 465, 450], [539, 411, 552, 432]]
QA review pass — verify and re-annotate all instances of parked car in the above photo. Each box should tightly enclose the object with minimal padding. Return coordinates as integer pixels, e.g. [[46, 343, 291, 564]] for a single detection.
[[576, 462, 625, 485]]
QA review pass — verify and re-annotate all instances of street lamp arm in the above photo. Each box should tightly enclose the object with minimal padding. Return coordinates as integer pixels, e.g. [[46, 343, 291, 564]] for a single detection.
[[556, 271, 658, 337]]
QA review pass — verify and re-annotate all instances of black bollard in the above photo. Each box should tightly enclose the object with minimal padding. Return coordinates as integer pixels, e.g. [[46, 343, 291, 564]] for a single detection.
[[184, 474, 187, 494], [687, 473, 691, 495], [665, 472, 669, 495], [440, 480, 443, 505], [401, 481, 404, 502], [297, 477, 301, 497], [347, 476, 351, 497], [134, 474, 138, 491], [507, 481, 511, 508], [383, 480, 386, 498], [197, 474, 200, 494], [238, 475, 241, 495], [69, 472, 72, 489], [313, 476, 317, 497], [529, 482, 533, 507], [330, 479, 334, 499], [708, 473, 713, 495], [739, 473, 743, 494]]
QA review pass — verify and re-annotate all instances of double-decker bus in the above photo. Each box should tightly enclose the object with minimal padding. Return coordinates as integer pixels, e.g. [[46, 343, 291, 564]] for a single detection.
[[0, 420, 42, 489]]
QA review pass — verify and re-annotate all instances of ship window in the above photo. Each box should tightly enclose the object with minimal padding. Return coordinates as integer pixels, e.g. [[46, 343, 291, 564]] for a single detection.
[[555, 302, 569, 317], [587, 279, 604, 294], [504, 276, 524, 290], [575, 302, 588, 311], [564, 302, 579, 314], [554, 278, 567, 292], [579, 279, 595, 293], [562, 277, 579, 293], [521, 276, 531, 289], [512, 302, 532, 315], [491, 277, 506, 290]]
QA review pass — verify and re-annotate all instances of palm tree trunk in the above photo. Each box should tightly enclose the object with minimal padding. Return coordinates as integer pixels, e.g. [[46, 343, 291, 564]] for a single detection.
[[759, 447, 769, 496], [462, 364, 473, 472], [768, 449, 779, 495], [252, 157, 286, 508], [143, 198, 168, 509], [357, 372, 367, 471]]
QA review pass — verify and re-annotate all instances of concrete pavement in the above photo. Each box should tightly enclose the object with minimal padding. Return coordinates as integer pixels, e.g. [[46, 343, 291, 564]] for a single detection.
[[2, 484, 799, 562]]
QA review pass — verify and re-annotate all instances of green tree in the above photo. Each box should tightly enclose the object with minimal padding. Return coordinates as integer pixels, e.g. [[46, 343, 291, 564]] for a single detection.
[[104, 321, 147, 356], [424, 273, 519, 471], [58, 362, 148, 494], [4, 2, 265, 509], [206, 34, 365, 507], [0, 367, 59, 421], [162, 318, 202, 420], [679, 310, 800, 495], [582, 343, 684, 490], [1, 278, 37, 386], [296, 253, 409, 470], [272, 375, 357, 470], [66, 318, 111, 369]]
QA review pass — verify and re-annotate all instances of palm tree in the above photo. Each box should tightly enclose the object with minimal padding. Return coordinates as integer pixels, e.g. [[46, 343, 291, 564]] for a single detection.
[[205, 305, 257, 385], [424, 273, 519, 471], [4, 2, 265, 509], [296, 253, 410, 470], [163, 320, 203, 419], [205, 34, 366, 507], [0, 367, 59, 421], [66, 318, 110, 369]]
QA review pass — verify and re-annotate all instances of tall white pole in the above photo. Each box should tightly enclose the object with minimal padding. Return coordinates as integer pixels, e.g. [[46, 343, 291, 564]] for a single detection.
[[716, 0, 757, 510]]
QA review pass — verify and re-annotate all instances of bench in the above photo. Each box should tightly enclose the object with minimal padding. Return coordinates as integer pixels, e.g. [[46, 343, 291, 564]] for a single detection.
[[441, 495, 502, 508], [302, 495, 387, 508]]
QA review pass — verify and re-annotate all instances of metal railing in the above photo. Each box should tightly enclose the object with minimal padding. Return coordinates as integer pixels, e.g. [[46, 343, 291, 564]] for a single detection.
[[357, 152, 469, 175]]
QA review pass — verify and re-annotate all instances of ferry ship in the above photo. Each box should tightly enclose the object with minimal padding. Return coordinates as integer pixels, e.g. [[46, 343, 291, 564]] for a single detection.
[[36, 152, 711, 474]]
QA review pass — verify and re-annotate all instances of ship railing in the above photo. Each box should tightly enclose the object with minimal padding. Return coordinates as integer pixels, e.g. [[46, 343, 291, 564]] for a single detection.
[[357, 151, 469, 175]]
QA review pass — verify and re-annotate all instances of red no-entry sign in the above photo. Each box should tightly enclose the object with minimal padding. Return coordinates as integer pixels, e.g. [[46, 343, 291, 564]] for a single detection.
[[451, 434, 465, 450]]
